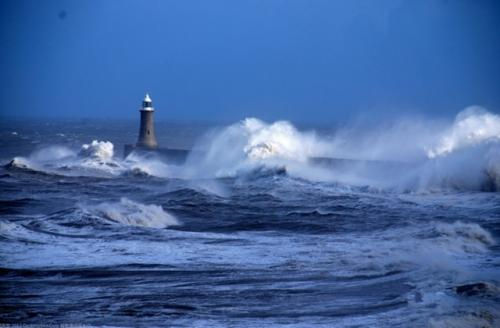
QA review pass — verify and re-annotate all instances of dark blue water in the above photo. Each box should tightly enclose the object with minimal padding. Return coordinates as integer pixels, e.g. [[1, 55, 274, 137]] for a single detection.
[[1, 119, 499, 327]]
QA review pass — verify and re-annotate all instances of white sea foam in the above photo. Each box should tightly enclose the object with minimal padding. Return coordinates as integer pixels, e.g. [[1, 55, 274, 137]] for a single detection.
[[84, 197, 179, 228]]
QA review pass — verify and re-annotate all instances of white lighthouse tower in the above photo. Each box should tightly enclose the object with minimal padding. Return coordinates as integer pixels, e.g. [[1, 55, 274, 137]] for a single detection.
[[136, 93, 158, 149]]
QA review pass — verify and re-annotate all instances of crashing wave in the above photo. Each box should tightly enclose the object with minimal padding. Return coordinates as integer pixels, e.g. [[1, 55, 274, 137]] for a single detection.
[[184, 118, 328, 178], [123, 152, 171, 178], [186, 112, 500, 191], [241, 118, 324, 161], [4, 157, 60, 177], [77, 140, 125, 173], [79, 140, 114, 161], [415, 107, 500, 191], [430, 221, 496, 254], [426, 107, 500, 159], [5, 140, 174, 178], [5, 108, 500, 191], [315, 107, 500, 191], [82, 198, 179, 228]]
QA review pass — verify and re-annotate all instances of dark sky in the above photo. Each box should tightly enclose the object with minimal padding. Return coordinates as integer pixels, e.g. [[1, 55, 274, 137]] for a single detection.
[[1, 0, 499, 123]]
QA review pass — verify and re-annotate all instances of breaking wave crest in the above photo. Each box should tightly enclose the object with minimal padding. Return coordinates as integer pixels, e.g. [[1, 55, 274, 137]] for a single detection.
[[82, 197, 179, 228], [363, 221, 495, 265], [79, 140, 114, 161], [7, 157, 41, 172], [183, 118, 328, 178], [5, 140, 172, 178], [123, 152, 171, 178], [340, 221, 497, 281], [409, 108, 500, 191], [5, 107, 500, 191], [426, 107, 500, 158], [241, 118, 327, 161], [429, 221, 495, 254], [184, 108, 500, 191]]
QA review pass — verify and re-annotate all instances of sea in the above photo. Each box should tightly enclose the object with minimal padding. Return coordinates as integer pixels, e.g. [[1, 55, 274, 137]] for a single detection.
[[1, 108, 499, 327]]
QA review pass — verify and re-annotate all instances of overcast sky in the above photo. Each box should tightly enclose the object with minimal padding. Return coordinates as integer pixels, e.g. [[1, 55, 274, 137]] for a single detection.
[[1, 0, 499, 123]]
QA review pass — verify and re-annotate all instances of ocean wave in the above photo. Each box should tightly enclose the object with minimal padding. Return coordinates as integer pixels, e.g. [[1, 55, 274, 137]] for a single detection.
[[7, 157, 38, 171], [4, 140, 174, 179], [82, 198, 179, 228], [180, 109, 500, 192], [0, 218, 58, 244], [5, 108, 500, 192], [5, 156, 64, 177], [426, 106, 500, 158], [385, 221, 495, 273], [183, 118, 327, 179], [79, 140, 114, 161], [5, 142, 120, 177], [241, 118, 326, 161], [123, 152, 171, 178], [339, 220, 496, 278], [429, 221, 496, 254]]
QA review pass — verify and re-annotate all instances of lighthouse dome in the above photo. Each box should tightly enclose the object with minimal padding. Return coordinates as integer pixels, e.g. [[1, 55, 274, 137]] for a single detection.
[[142, 93, 154, 111]]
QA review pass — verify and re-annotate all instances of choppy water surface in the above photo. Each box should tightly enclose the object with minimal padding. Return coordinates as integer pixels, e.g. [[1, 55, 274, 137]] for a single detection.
[[1, 112, 499, 327]]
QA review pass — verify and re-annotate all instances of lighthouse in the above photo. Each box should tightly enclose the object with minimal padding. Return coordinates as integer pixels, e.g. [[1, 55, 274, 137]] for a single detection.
[[123, 93, 191, 163], [136, 93, 158, 149]]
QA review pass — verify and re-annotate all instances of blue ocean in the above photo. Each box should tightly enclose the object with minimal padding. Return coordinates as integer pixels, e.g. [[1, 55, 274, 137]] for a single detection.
[[1, 108, 499, 327]]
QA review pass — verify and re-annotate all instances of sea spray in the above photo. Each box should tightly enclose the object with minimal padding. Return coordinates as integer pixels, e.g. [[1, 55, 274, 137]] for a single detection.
[[30, 145, 75, 162], [124, 151, 171, 178]]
